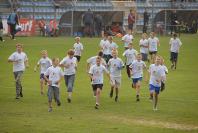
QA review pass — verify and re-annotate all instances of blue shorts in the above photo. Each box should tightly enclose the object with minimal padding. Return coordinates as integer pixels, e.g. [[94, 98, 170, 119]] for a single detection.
[[132, 77, 142, 84], [40, 74, 48, 80], [149, 84, 160, 94]]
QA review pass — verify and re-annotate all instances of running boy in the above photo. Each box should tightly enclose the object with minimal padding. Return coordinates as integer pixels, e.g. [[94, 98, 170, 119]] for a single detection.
[[89, 56, 110, 109], [60, 49, 77, 103], [148, 56, 166, 111], [73, 37, 83, 62], [99, 34, 108, 50], [139, 33, 149, 62], [169, 33, 182, 70], [34, 50, 52, 95], [122, 29, 133, 50], [8, 43, 29, 99], [148, 32, 160, 63], [129, 54, 146, 101], [108, 50, 124, 102], [87, 51, 106, 97], [122, 43, 138, 78], [102, 36, 118, 63], [44, 58, 63, 112]]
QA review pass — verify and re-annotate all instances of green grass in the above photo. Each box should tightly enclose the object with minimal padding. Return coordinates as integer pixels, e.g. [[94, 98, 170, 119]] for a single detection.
[[0, 34, 198, 133]]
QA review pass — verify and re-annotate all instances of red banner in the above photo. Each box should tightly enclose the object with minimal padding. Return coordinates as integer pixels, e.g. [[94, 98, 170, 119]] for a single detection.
[[16, 18, 36, 36]]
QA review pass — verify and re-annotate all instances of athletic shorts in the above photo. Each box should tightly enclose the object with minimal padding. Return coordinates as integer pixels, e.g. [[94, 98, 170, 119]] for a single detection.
[[170, 52, 178, 62], [74, 55, 81, 62], [40, 74, 49, 80], [103, 54, 112, 63], [141, 53, 148, 61], [92, 84, 103, 91], [149, 84, 160, 94], [128, 23, 133, 30], [149, 51, 157, 55], [48, 85, 60, 102], [132, 77, 142, 84], [110, 76, 121, 87]]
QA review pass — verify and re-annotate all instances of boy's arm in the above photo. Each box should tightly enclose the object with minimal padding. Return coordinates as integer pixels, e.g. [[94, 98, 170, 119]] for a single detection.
[[34, 64, 39, 72], [25, 60, 29, 68]]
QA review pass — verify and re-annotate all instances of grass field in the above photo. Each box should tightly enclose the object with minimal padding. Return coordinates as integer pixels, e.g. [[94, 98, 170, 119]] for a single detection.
[[0, 34, 198, 133]]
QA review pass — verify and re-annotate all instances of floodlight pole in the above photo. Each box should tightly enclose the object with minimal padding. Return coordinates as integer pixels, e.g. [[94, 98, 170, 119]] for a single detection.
[[151, 0, 154, 32]]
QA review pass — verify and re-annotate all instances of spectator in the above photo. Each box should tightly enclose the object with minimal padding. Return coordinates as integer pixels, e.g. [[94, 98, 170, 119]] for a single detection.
[[143, 9, 149, 33], [7, 8, 19, 40], [128, 9, 135, 33], [0, 17, 5, 42], [94, 14, 103, 37], [83, 9, 94, 37], [49, 19, 58, 37], [38, 18, 46, 37], [170, 10, 178, 34]]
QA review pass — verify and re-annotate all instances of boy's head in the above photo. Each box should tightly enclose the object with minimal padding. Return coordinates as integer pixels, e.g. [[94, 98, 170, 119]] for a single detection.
[[150, 32, 155, 38], [108, 36, 113, 42], [67, 49, 75, 58], [112, 49, 118, 58], [155, 55, 161, 65], [142, 33, 147, 39], [136, 53, 142, 61], [98, 51, 103, 57], [96, 56, 101, 66], [75, 37, 80, 43], [52, 58, 59, 66], [173, 33, 177, 39], [16, 43, 23, 53], [128, 43, 133, 49], [41, 50, 48, 58]]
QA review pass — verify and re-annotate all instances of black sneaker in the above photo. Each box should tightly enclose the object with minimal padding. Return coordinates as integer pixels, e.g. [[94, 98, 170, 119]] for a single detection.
[[67, 98, 71, 103], [115, 96, 118, 102], [136, 95, 140, 102], [20, 92, 23, 97], [109, 90, 113, 98], [15, 96, 20, 99], [95, 104, 99, 109], [57, 100, 61, 106]]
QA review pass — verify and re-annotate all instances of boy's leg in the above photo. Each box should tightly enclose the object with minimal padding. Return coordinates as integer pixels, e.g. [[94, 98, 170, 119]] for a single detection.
[[110, 77, 114, 98], [153, 92, 158, 110], [40, 77, 44, 95], [48, 86, 53, 112], [95, 87, 101, 109], [67, 74, 75, 102], [14, 71, 23, 98], [115, 79, 121, 102], [136, 80, 141, 101], [54, 87, 61, 106]]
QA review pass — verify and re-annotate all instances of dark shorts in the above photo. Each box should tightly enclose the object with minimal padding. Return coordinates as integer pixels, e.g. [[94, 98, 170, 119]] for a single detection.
[[92, 84, 103, 91], [149, 84, 160, 94], [74, 55, 81, 62], [132, 77, 142, 84], [149, 51, 157, 55], [103, 54, 112, 63], [141, 53, 148, 61], [170, 52, 178, 62], [40, 74, 48, 81], [128, 23, 133, 30]]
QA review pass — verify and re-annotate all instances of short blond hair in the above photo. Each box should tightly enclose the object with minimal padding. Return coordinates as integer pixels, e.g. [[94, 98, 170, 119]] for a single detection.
[[16, 43, 23, 48]]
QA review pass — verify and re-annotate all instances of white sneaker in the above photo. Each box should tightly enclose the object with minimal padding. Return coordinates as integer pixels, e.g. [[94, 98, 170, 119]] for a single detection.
[[48, 107, 52, 112], [153, 107, 158, 111], [2, 40, 5, 42]]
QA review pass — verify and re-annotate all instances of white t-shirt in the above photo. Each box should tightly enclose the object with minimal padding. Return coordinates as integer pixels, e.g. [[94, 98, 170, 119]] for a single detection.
[[148, 64, 165, 87], [129, 60, 146, 78], [99, 39, 108, 48], [37, 57, 52, 74], [87, 56, 106, 67], [8, 52, 28, 72], [102, 41, 118, 55], [60, 56, 77, 75], [73, 43, 83, 56], [89, 64, 109, 84], [122, 34, 133, 48], [108, 57, 124, 77], [44, 66, 64, 87], [122, 48, 138, 65], [169, 38, 182, 53], [148, 37, 159, 52], [139, 39, 149, 54]]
